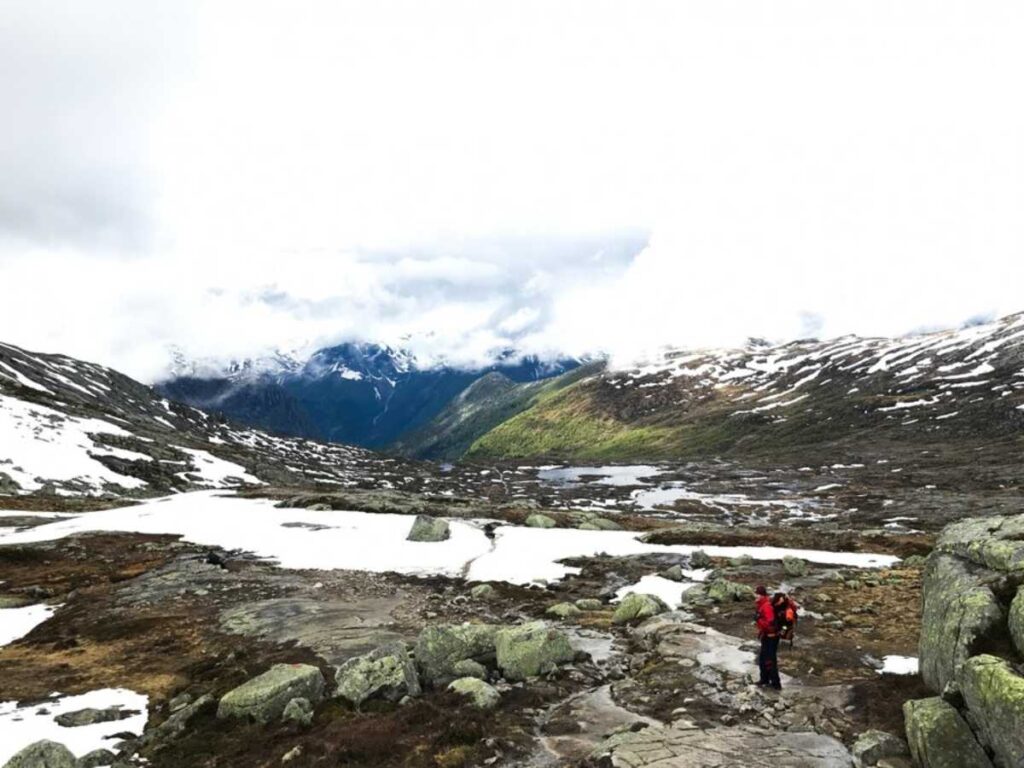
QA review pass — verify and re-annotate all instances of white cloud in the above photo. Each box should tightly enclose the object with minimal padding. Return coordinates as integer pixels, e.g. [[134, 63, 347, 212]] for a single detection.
[[1, 1, 1023, 380]]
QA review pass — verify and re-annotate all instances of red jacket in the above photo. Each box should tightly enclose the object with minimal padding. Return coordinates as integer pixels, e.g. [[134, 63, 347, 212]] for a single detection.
[[755, 595, 776, 637]]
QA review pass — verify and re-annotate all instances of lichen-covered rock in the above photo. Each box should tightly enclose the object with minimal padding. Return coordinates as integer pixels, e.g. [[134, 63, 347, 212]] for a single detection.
[[1009, 585, 1024, 657], [470, 583, 496, 600], [689, 550, 712, 568], [576, 515, 621, 531], [75, 750, 117, 768], [281, 697, 314, 726], [728, 555, 753, 567], [451, 659, 487, 679], [661, 564, 684, 581], [782, 556, 809, 577], [494, 622, 575, 681], [2, 740, 75, 768], [705, 578, 754, 604], [54, 706, 136, 727], [545, 602, 582, 620], [335, 642, 420, 707], [406, 515, 450, 542], [524, 513, 556, 529], [575, 598, 604, 611], [139, 693, 215, 747], [217, 663, 325, 723], [447, 677, 500, 709], [903, 697, 992, 768], [918, 553, 1004, 692], [612, 593, 669, 625], [934, 514, 1024, 573], [414, 623, 498, 685], [958, 654, 1024, 767], [852, 730, 909, 767]]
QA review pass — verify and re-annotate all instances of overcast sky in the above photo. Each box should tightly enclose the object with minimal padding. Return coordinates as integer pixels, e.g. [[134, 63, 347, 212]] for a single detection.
[[2, 1, 1022, 380]]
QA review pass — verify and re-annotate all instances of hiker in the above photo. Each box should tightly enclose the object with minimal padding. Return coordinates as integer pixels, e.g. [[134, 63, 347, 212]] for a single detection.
[[754, 585, 782, 689]]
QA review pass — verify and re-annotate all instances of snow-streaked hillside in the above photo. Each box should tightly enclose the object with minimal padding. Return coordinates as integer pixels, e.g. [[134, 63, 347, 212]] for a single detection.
[[0, 341, 416, 498]]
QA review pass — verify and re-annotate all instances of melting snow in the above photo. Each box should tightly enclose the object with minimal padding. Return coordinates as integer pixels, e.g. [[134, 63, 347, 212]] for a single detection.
[[174, 448, 263, 487], [612, 575, 701, 609], [0, 688, 148, 764], [879, 655, 919, 675], [0, 604, 56, 646]]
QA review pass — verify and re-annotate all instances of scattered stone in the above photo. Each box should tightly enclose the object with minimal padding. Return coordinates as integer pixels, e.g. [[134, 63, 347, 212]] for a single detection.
[[575, 598, 604, 611], [524, 513, 556, 529], [217, 664, 325, 723], [689, 550, 712, 568], [452, 659, 487, 679], [281, 697, 314, 726], [447, 677, 500, 709], [414, 623, 498, 685], [958, 654, 1024, 767], [546, 602, 582, 620], [470, 583, 496, 600], [494, 622, 575, 681], [75, 749, 117, 768], [661, 565, 684, 582], [2, 740, 76, 768], [335, 642, 421, 707], [140, 694, 215, 748], [281, 746, 302, 763], [167, 693, 192, 713], [54, 707, 137, 728], [705, 578, 754, 604], [782, 556, 809, 577], [406, 515, 450, 542], [612, 593, 669, 625], [903, 697, 992, 768], [852, 730, 910, 767]]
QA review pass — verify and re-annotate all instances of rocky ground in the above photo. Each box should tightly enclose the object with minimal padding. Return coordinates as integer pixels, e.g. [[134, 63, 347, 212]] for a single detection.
[[0, 471, 948, 768]]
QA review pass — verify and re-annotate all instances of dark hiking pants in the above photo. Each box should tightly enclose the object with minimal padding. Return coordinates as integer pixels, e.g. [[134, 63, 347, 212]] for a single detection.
[[758, 635, 781, 688]]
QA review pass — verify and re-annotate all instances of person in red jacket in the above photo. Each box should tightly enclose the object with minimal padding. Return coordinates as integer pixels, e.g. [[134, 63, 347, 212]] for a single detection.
[[754, 585, 782, 689]]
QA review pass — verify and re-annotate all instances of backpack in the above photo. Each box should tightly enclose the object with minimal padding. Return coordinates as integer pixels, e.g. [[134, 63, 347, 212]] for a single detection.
[[772, 593, 799, 641]]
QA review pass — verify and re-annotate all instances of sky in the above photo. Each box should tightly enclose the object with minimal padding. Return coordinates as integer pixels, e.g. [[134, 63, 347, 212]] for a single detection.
[[1, 1, 1022, 381]]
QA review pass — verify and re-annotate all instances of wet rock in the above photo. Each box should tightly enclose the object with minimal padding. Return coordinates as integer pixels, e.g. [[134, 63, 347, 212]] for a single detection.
[[2, 740, 75, 768], [525, 513, 556, 529], [958, 654, 1024, 766], [661, 565, 684, 582], [335, 641, 421, 707], [612, 593, 668, 625], [918, 553, 1004, 692], [903, 697, 992, 768], [575, 598, 604, 611], [452, 659, 487, 679], [494, 622, 575, 681], [140, 693, 215, 748], [54, 707, 137, 728], [851, 730, 909, 767], [705, 578, 754, 603], [447, 677, 500, 709], [546, 602, 582, 620], [1009, 585, 1024, 656], [783, 556, 809, 577], [414, 623, 498, 685], [75, 749, 117, 768], [217, 664, 325, 723], [281, 697, 314, 726], [689, 550, 712, 568], [406, 515, 450, 542], [470, 583, 496, 600]]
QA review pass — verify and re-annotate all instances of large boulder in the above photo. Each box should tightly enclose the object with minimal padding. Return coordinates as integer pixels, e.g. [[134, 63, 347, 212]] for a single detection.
[[903, 697, 992, 768], [612, 593, 669, 625], [852, 730, 909, 768], [782, 556, 809, 577], [76, 750, 117, 768], [918, 553, 1004, 692], [335, 642, 421, 707], [414, 623, 498, 685], [406, 515, 450, 542], [524, 513, 556, 529], [217, 663, 325, 723], [705, 578, 754, 604], [494, 622, 575, 681], [2, 741, 75, 768], [546, 602, 582, 620], [958, 654, 1024, 767], [447, 677, 500, 709], [139, 693, 215, 748], [689, 550, 713, 568], [1009, 585, 1024, 657], [933, 514, 1024, 573]]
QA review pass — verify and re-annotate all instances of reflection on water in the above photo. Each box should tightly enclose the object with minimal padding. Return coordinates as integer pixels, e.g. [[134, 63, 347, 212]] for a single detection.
[[536, 465, 664, 486]]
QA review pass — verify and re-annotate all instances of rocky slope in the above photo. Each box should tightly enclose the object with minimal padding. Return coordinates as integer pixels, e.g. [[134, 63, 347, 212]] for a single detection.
[[0, 341, 422, 499], [158, 342, 578, 448], [409, 313, 1024, 467]]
